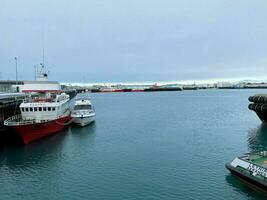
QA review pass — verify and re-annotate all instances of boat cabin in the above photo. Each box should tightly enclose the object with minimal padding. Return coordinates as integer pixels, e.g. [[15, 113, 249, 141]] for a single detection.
[[20, 93, 70, 122]]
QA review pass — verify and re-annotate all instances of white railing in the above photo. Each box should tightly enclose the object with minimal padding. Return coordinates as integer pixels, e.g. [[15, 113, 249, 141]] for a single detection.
[[4, 108, 71, 126], [4, 114, 34, 126]]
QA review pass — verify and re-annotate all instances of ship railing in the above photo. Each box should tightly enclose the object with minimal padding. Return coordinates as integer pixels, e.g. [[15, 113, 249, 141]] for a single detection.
[[238, 157, 267, 175], [238, 151, 264, 160], [23, 98, 57, 103], [75, 97, 91, 101], [240, 151, 267, 159], [4, 114, 34, 126]]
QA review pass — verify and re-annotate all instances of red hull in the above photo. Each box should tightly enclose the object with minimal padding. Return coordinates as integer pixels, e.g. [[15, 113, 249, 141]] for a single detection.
[[14, 115, 72, 144]]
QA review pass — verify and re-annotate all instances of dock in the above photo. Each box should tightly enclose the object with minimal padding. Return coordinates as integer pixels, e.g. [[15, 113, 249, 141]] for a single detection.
[[0, 93, 30, 144], [0, 93, 29, 128]]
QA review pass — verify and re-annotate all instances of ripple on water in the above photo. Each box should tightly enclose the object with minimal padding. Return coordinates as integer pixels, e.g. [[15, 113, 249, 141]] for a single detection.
[[1, 90, 267, 200]]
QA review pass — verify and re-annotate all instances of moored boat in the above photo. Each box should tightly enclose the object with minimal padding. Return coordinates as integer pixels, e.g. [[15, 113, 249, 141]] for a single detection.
[[71, 98, 95, 127], [4, 65, 72, 144], [144, 84, 182, 92], [4, 92, 71, 144], [226, 151, 267, 190]]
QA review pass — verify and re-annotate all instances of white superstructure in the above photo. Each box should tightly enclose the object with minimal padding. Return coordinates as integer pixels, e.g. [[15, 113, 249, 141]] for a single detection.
[[20, 81, 61, 93], [5, 65, 70, 125], [18, 64, 61, 93], [20, 93, 70, 122]]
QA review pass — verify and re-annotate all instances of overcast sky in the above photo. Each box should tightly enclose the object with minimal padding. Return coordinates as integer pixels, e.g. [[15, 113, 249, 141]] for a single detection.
[[0, 0, 267, 83]]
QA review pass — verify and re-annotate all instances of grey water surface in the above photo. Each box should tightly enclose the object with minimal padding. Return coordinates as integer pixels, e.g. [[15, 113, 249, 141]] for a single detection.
[[1, 89, 267, 200]]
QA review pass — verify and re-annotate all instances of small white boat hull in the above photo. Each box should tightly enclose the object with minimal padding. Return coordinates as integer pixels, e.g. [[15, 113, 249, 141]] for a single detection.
[[72, 115, 95, 127]]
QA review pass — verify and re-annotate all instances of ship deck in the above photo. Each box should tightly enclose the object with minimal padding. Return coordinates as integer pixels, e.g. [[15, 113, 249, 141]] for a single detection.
[[249, 155, 267, 167]]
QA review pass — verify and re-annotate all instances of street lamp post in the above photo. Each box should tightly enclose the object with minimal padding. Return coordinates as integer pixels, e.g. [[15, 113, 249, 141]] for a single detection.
[[15, 57, 18, 92]]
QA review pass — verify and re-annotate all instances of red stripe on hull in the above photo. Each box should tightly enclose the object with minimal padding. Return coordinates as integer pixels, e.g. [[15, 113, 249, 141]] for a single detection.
[[14, 116, 71, 144]]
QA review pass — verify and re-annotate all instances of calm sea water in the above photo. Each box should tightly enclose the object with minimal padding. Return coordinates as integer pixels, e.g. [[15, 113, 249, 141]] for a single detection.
[[1, 89, 267, 200]]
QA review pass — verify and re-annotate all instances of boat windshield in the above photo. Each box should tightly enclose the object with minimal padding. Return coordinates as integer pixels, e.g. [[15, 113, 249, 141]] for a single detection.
[[74, 105, 92, 110]]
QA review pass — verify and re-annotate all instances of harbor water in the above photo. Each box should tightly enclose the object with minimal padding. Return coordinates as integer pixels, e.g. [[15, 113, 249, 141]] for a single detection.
[[1, 89, 267, 200]]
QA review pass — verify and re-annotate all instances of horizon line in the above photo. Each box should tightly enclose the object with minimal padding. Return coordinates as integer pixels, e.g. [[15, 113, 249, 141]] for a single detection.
[[61, 76, 267, 86]]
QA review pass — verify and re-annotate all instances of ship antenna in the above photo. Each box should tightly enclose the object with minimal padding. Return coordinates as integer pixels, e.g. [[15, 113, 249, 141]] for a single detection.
[[42, 27, 45, 68], [34, 65, 37, 80]]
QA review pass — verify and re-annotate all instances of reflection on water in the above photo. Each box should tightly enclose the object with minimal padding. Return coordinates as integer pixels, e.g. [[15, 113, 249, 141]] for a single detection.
[[70, 123, 96, 143], [0, 128, 22, 147], [247, 124, 267, 152], [0, 123, 97, 170], [225, 174, 267, 200], [70, 122, 96, 135], [3, 90, 267, 200], [0, 127, 69, 169]]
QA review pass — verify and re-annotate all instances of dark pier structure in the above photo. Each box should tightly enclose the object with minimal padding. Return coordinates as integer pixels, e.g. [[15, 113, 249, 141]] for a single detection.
[[248, 94, 267, 122], [0, 94, 27, 125], [64, 89, 77, 99], [0, 93, 28, 144]]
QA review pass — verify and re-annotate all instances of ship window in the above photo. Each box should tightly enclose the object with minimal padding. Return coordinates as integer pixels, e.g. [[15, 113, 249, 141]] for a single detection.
[[25, 108, 29, 112], [52, 107, 56, 111], [30, 108, 33, 112], [74, 105, 92, 110], [48, 107, 51, 111], [44, 107, 47, 111], [39, 107, 42, 111], [21, 108, 25, 112], [34, 107, 37, 112]]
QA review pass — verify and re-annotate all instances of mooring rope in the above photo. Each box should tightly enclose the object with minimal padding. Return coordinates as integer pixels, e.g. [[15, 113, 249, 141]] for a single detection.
[[55, 117, 74, 126], [55, 109, 74, 126]]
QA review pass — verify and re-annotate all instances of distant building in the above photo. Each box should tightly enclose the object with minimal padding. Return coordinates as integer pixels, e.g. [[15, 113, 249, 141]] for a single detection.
[[0, 81, 23, 93], [0, 80, 61, 93], [19, 81, 61, 93], [217, 82, 235, 89], [244, 82, 267, 89]]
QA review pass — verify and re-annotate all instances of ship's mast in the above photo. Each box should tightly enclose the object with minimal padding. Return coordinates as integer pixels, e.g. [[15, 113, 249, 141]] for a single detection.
[[31, 26, 51, 82], [42, 27, 45, 69], [15, 57, 18, 85], [34, 65, 37, 80]]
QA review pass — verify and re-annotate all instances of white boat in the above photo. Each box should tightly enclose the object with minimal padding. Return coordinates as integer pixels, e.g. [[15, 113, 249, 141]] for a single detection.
[[71, 98, 95, 126]]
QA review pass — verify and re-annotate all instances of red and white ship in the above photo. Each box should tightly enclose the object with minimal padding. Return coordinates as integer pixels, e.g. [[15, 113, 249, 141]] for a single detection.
[[4, 65, 72, 144]]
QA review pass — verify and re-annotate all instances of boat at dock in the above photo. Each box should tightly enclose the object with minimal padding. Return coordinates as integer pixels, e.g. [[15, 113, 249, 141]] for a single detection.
[[226, 151, 267, 190], [4, 93, 71, 144], [4, 65, 72, 144], [71, 98, 95, 126], [91, 88, 133, 93], [144, 84, 182, 92]]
